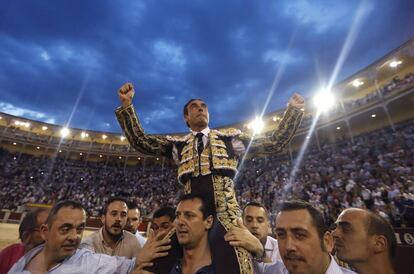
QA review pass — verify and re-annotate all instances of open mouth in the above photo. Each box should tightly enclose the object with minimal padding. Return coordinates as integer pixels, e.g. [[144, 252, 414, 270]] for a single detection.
[[62, 245, 76, 251]]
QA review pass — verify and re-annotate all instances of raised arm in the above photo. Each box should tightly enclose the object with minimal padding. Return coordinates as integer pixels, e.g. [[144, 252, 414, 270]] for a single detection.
[[115, 83, 173, 157], [240, 93, 304, 154]]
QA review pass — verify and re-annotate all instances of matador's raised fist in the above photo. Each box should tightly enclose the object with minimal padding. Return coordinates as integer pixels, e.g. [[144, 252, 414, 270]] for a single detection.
[[288, 93, 305, 110], [118, 82, 135, 108]]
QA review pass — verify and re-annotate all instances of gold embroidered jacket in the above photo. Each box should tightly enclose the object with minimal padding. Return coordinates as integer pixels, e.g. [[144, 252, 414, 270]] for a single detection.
[[115, 104, 303, 183]]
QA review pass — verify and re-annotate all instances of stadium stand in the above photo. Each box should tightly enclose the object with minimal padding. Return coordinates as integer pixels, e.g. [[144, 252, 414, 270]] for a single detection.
[[1, 38, 414, 226]]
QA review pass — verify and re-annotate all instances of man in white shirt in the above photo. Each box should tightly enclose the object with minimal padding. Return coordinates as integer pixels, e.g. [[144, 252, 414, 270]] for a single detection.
[[242, 202, 282, 264], [80, 197, 142, 258], [9, 200, 171, 274], [265, 201, 355, 274], [333, 208, 397, 274], [125, 203, 147, 247]]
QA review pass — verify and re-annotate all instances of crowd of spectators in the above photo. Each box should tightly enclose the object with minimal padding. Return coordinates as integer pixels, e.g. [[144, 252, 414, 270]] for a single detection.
[[1, 118, 413, 228], [237, 118, 414, 228], [344, 72, 414, 109]]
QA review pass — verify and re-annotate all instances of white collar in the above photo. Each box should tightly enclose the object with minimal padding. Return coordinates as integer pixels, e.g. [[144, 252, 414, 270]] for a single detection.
[[190, 127, 210, 136], [325, 255, 356, 274]]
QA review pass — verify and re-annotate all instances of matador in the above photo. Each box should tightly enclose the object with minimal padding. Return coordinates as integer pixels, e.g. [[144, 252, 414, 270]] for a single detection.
[[115, 83, 304, 274]]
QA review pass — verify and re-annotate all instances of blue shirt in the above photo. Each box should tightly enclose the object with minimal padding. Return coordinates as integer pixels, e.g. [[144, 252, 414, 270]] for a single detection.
[[8, 245, 136, 274]]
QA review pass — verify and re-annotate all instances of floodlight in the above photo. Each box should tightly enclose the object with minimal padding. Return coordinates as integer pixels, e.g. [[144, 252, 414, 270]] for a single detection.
[[81, 131, 89, 138], [102, 134, 108, 140], [42, 126, 48, 131], [60, 127, 70, 138], [389, 60, 402, 68], [249, 117, 264, 134], [272, 116, 280, 122], [120, 136, 126, 141], [352, 79, 364, 87], [313, 90, 335, 112]]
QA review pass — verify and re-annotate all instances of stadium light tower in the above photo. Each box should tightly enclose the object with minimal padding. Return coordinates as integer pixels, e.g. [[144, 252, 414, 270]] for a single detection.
[[312, 89, 336, 113]]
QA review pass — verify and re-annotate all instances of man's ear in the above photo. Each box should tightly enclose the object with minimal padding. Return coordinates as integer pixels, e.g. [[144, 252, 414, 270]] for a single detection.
[[40, 223, 49, 241], [205, 215, 214, 230], [323, 231, 334, 253], [100, 214, 106, 226], [372, 235, 387, 254], [184, 114, 190, 126]]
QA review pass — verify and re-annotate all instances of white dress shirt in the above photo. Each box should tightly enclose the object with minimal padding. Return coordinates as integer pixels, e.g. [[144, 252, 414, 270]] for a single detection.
[[135, 231, 147, 247], [258, 255, 357, 274]]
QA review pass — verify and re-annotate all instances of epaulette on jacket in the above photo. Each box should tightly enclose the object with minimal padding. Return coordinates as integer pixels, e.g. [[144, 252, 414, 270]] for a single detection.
[[212, 128, 241, 137], [166, 133, 192, 143]]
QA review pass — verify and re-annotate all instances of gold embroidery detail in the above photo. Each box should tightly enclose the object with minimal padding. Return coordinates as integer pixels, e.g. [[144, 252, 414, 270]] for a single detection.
[[177, 161, 194, 181], [211, 146, 228, 157], [212, 176, 253, 274], [212, 128, 241, 137], [212, 157, 238, 170], [181, 136, 195, 155], [166, 134, 191, 142]]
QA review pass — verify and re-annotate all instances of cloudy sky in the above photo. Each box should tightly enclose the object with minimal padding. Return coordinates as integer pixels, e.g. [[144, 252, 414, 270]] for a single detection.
[[1, 0, 413, 134]]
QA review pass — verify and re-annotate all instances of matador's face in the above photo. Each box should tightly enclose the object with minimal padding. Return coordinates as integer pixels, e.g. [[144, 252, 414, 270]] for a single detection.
[[184, 99, 209, 130]]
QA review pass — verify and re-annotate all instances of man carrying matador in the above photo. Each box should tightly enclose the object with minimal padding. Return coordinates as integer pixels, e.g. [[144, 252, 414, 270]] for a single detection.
[[115, 83, 305, 274]]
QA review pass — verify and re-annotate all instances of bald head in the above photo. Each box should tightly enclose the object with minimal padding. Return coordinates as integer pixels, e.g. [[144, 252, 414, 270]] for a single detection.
[[333, 208, 396, 271]]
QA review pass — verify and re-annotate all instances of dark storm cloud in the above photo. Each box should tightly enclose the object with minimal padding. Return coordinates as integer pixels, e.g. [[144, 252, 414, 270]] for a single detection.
[[0, 0, 413, 134]]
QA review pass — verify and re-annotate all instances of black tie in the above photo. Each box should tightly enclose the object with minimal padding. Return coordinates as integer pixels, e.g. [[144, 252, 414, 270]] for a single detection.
[[196, 133, 204, 155]]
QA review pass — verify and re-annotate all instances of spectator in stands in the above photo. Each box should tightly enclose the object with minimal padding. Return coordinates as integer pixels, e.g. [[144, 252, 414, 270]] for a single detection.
[[170, 194, 215, 274], [0, 208, 48, 274], [8, 200, 171, 274], [242, 202, 282, 264], [1, 112, 414, 230], [333, 208, 397, 274], [152, 206, 176, 236], [80, 197, 142, 258], [264, 201, 355, 274], [125, 202, 147, 247]]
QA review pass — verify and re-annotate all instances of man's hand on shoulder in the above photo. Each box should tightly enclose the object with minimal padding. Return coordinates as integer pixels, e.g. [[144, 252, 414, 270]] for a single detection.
[[118, 82, 135, 108]]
